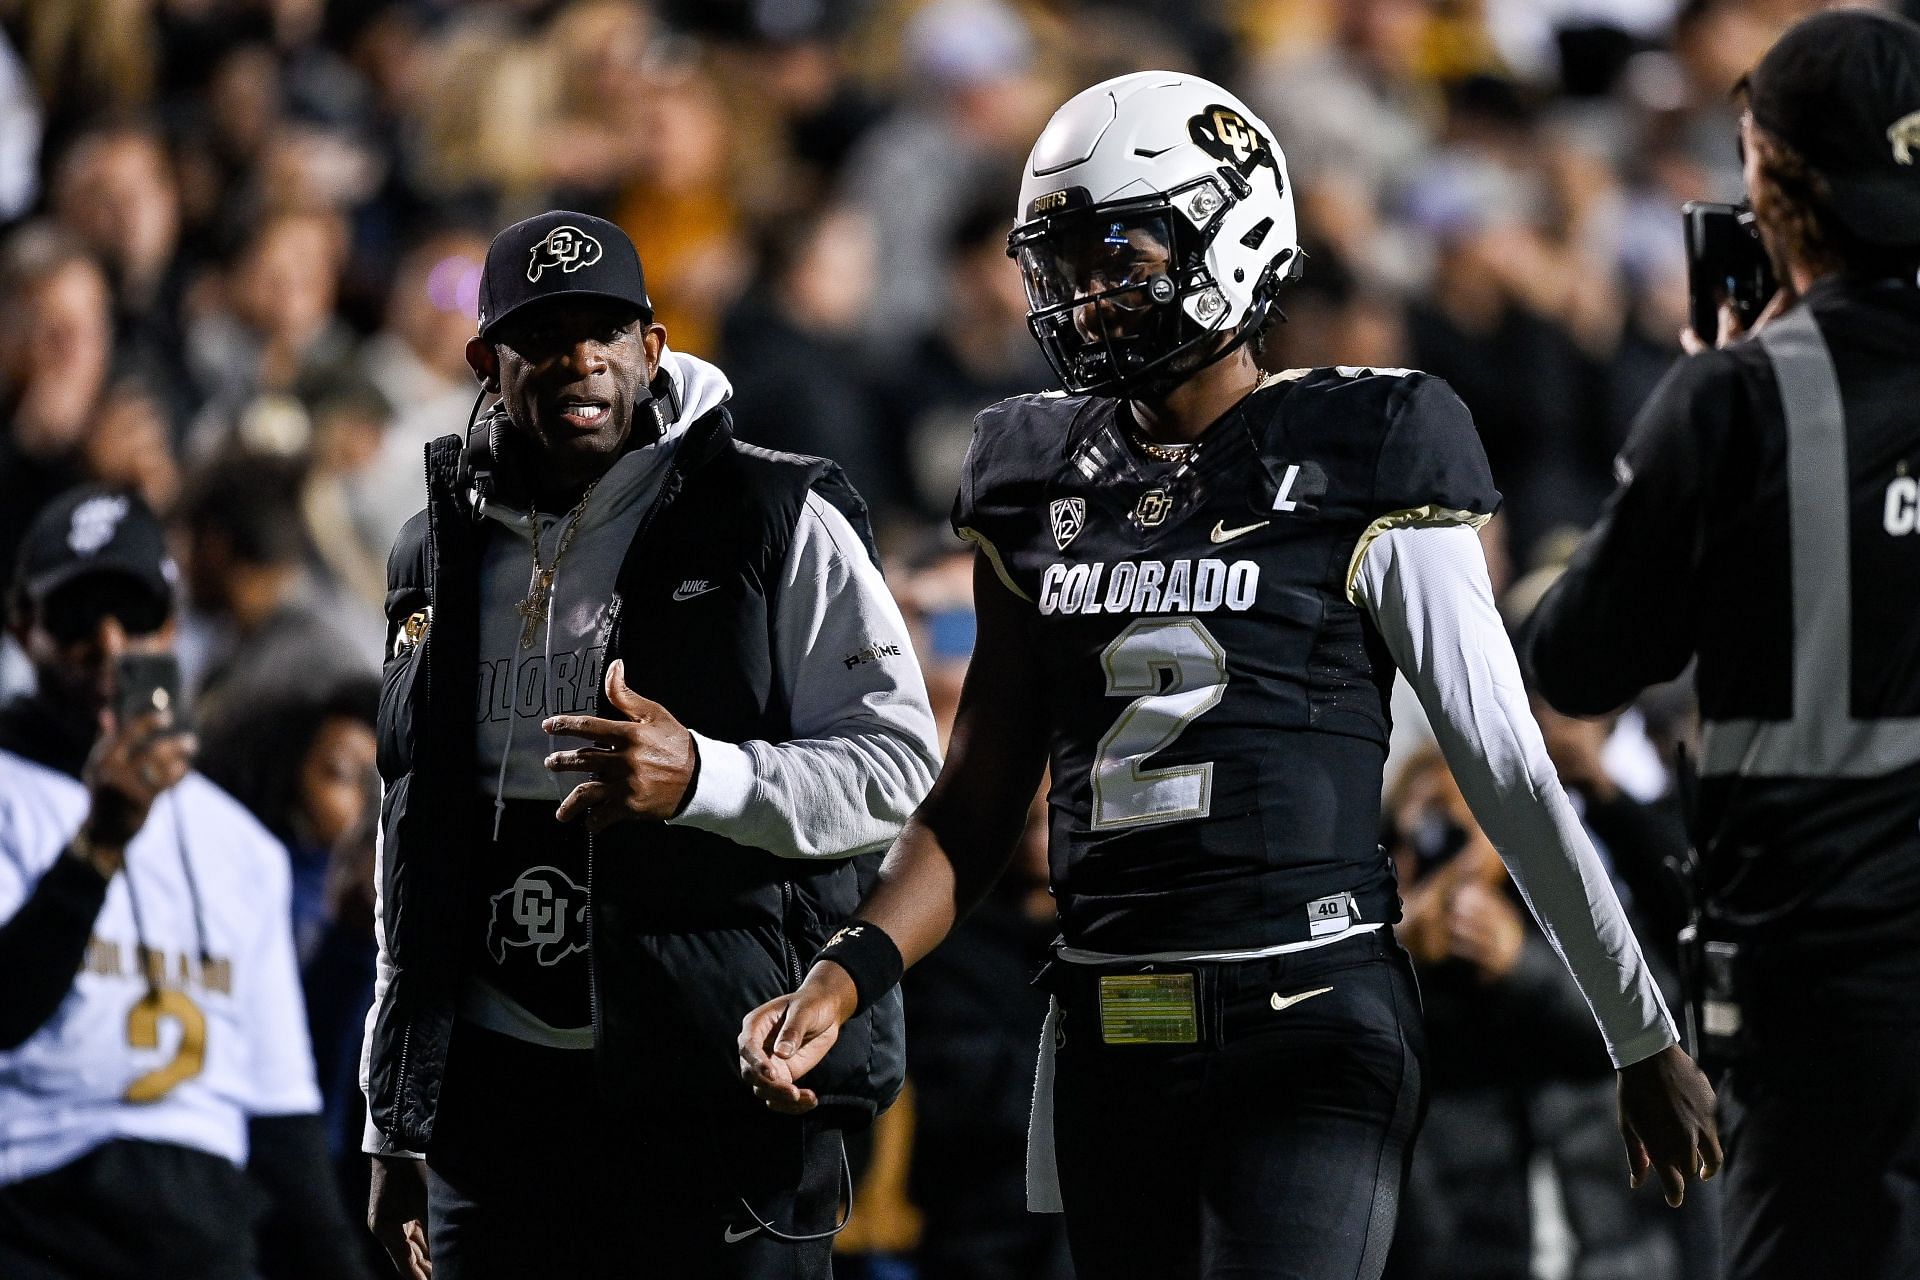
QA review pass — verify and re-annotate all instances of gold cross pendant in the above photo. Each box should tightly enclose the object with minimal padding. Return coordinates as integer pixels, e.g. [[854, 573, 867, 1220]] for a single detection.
[[516, 571, 554, 649]]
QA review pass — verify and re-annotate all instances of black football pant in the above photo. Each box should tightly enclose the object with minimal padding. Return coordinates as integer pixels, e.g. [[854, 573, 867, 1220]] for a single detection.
[[1051, 930, 1427, 1280], [0, 1139, 258, 1279], [425, 1022, 842, 1279], [1719, 1022, 1920, 1280]]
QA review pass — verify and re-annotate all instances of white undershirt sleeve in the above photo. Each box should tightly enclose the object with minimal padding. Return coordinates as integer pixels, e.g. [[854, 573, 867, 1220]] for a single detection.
[[1354, 522, 1678, 1069], [669, 492, 942, 859]]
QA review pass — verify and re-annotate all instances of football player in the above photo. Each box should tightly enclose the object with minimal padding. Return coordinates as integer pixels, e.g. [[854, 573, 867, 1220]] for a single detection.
[[740, 72, 1718, 1278]]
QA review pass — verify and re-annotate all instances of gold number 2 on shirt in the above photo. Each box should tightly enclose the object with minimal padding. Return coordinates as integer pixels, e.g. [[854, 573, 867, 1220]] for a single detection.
[[124, 989, 207, 1104], [1090, 617, 1229, 830]]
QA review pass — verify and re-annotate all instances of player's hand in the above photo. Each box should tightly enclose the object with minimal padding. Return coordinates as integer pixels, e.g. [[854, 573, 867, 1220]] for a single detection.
[[738, 962, 859, 1115], [542, 659, 697, 831], [1617, 1042, 1721, 1206], [368, 1154, 432, 1278], [80, 707, 197, 867]]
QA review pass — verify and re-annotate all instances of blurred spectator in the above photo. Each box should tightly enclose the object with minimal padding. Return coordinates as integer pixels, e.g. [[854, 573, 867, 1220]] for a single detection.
[[722, 202, 895, 512], [174, 454, 377, 742], [0, 487, 372, 1280], [875, 193, 1055, 518], [614, 57, 752, 357], [892, 541, 1071, 1280], [1386, 747, 1679, 1280], [347, 226, 491, 560], [0, 224, 113, 598], [837, 0, 1054, 351], [49, 121, 196, 432], [185, 210, 362, 457], [0, 27, 40, 221]]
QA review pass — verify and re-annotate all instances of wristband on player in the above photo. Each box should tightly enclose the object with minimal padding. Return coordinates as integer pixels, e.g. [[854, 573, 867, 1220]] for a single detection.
[[812, 920, 903, 1016]]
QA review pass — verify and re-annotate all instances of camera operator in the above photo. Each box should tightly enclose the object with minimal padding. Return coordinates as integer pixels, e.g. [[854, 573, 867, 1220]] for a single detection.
[[1528, 12, 1920, 1279]]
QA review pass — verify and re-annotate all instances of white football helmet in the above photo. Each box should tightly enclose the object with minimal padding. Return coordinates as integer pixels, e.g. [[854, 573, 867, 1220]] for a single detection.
[[1009, 71, 1300, 398]]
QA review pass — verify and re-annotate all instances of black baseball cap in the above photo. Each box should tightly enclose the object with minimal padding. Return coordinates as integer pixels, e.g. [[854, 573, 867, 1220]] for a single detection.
[[1748, 8, 1920, 246], [13, 488, 176, 617], [476, 210, 654, 339]]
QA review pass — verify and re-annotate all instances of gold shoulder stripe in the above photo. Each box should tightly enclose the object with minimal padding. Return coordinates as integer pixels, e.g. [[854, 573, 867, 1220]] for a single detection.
[[1344, 506, 1493, 605], [956, 526, 1034, 603]]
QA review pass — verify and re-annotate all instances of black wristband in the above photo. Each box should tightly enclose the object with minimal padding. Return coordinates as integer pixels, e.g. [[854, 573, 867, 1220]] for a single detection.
[[812, 920, 903, 1016]]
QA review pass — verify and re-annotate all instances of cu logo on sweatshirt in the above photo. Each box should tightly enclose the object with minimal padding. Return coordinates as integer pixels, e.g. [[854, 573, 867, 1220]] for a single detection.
[[487, 867, 588, 966]]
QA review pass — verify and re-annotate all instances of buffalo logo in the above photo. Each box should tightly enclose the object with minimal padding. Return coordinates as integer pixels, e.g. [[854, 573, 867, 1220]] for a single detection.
[[526, 225, 604, 283], [487, 866, 588, 966], [1890, 110, 1920, 165], [1050, 497, 1086, 550], [1188, 106, 1278, 179], [68, 495, 130, 556]]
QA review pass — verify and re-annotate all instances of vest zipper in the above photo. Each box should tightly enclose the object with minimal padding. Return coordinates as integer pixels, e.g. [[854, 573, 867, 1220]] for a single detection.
[[583, 450, 688, 1050], [780, 880, 803, 987], [395, 445, 441, 1135]]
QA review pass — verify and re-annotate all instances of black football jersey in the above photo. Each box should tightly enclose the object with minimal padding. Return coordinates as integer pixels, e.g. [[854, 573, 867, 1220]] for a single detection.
[[953, 367, 1501, 953]]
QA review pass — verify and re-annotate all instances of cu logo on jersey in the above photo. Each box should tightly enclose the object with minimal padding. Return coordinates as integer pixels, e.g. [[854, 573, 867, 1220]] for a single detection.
[[1051, 497, 1086, 550], [487, 866, 588, 966], [526, 225, 604, 282]]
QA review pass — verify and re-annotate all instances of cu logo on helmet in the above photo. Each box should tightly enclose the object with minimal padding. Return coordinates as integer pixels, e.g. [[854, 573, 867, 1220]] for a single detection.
[[527, 225, 605, 282]]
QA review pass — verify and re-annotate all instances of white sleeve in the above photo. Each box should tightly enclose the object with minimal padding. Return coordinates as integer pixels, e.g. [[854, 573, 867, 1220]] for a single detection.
[[236, 814, 324, 1117], [668, 491, 942, 859], [360, 803, 419, 1158], [1354, 523, 1678, 1069]]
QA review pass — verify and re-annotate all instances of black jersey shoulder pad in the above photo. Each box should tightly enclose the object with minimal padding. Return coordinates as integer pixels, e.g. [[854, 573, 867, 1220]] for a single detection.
[[951, 390, 1095, 539]]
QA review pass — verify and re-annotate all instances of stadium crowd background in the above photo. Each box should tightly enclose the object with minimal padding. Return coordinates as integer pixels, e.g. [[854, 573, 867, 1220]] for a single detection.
[[0, 0, 1887, 1276]]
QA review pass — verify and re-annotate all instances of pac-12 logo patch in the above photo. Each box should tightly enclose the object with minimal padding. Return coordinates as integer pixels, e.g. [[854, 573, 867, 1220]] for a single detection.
[[487, 866, 588, 966], [1050, 497, 1086, 550], [527, 225, 604, 282]]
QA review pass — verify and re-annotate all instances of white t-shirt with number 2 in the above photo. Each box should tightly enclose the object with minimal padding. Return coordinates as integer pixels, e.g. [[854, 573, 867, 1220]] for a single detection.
[[0, 751, 321, 1185]]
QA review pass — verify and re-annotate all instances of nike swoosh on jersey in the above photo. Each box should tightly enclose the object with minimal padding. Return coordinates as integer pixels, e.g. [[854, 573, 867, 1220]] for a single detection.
[[1269, 986, 1334, 1012], [722, 1225, 763, 1244], [672, 581, 720, 602], [1209, 519, 1269, 544]]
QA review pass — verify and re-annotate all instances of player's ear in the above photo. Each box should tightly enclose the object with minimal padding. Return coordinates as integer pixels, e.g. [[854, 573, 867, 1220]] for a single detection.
[[467, 337, 500, 393]]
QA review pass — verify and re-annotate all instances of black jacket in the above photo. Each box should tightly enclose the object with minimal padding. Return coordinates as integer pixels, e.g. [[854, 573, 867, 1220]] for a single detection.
[[1529, 278, 1920, 1025], [364, 408, 906, 1157]]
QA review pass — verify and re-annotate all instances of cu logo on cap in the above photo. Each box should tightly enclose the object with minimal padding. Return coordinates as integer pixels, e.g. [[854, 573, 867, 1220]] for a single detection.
[[527, 225, 605, 282]]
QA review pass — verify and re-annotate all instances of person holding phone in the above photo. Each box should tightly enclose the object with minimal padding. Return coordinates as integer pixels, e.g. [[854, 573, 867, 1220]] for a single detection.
[[1529, 12, 1920, 1279], [0, 487, 370, 1279]]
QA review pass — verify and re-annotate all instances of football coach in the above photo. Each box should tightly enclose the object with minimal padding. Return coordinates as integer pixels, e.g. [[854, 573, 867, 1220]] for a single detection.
[[360, 211, 940, 1279], [1529, 12, 1920, 1279]]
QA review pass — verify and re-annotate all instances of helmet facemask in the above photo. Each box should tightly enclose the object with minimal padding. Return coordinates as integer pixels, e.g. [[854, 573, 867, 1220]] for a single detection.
[[1009, 173, 1289, 400]]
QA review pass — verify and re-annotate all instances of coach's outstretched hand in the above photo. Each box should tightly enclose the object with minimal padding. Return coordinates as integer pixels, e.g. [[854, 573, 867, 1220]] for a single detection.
[[737, 962, 860, 1115], [1617, 1043, 1722, 1207], [543, 659, 697, 831], [368, 1154, 431, 1278]]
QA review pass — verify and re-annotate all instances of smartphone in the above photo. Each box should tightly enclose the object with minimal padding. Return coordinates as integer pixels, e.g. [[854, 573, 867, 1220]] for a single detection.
[[1683, 201, 1776, 345], [115, 652, 186, 730]]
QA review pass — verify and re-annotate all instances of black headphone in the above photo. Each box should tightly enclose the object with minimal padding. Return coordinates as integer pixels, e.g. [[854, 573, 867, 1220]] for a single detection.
[[459, 366, 682, 522]]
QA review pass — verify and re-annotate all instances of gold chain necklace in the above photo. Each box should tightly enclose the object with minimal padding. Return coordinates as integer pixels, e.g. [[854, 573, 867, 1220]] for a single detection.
[[1130, 423, 1199, 465], [515, 481, 599, 649]]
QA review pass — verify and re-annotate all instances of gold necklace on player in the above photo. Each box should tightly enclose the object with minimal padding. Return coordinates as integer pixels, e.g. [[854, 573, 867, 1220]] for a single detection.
[[1130, 423, 1200, 465], [514, 481, 598, 649]]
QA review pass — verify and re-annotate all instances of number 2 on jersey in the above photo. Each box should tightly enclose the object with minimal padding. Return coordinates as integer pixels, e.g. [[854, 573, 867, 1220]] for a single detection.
[[124, 989, 207, 1104], [1091, 617, 1228, 830]]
